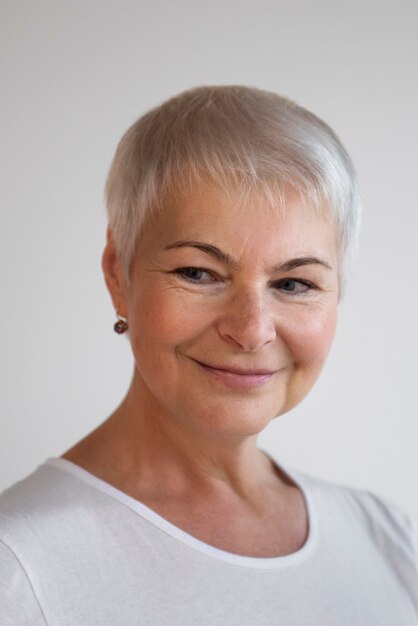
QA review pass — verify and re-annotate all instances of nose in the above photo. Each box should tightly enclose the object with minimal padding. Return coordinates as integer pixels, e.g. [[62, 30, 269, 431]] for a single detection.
[[216, 287, 277, 352]]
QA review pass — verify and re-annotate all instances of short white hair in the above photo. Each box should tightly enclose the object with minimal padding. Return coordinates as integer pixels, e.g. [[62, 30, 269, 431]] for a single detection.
[[105, 85, 361, 295]]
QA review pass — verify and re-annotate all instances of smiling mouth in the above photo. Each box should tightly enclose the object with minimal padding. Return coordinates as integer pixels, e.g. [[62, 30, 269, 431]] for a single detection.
[[189, 358, 278, 389]]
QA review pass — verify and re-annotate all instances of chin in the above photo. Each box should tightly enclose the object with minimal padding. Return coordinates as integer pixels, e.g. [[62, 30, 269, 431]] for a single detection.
[[174, 395, 287, 439]]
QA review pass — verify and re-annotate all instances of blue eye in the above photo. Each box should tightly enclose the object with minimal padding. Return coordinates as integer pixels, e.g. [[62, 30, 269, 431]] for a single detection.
[[175, 267, 216, 283], [276, 279, 313, 294]]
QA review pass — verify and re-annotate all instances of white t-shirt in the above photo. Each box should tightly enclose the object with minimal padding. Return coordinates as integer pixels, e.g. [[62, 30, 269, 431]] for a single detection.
[[0, 454, 417, 625]]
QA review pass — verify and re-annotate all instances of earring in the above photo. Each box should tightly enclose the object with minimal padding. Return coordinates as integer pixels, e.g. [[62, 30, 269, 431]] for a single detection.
[[114, 313, 128, 335]]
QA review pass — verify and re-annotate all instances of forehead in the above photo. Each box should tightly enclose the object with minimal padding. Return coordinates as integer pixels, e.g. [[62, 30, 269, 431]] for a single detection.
[[138, 182, 338, 265]]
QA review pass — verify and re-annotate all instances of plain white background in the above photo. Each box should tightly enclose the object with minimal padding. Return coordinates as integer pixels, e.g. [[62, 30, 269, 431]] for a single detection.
[[1, 0, 417, 520]]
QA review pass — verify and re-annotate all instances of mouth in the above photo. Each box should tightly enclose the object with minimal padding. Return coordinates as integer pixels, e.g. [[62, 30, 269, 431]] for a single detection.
[[189, 358, 278, 389]]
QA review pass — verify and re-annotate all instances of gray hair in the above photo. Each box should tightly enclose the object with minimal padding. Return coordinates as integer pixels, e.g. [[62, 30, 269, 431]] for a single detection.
[[105, 85, 361, 295]]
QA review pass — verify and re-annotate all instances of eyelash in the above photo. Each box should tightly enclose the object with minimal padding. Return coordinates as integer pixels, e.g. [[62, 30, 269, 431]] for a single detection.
[[173, 267, 316, 295], [174, 267, 217, 283]]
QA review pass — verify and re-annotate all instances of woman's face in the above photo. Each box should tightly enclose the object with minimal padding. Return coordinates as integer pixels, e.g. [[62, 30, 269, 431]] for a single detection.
[[106, 183, 339, 438]]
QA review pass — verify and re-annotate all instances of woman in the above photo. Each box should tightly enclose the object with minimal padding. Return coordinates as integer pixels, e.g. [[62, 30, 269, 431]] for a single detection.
[[1, 86, 417, 625]]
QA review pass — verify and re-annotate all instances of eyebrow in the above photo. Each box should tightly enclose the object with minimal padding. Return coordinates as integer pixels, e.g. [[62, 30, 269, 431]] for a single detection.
[[165, 241, 238, 268], [163, 240, 333, 272]]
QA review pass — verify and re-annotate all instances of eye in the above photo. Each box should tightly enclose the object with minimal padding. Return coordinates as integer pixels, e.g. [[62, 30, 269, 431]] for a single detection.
[[174, 267, 217, 283], [275, 278, 314, 295]]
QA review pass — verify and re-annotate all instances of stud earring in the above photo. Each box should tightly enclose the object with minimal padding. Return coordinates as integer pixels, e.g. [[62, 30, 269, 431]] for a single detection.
[[114, 313, 128, 334]]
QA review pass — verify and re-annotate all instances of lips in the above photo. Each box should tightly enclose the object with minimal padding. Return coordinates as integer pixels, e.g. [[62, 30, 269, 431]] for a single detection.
[[189, 358, 278, 389], [194, 361, 277, 376]]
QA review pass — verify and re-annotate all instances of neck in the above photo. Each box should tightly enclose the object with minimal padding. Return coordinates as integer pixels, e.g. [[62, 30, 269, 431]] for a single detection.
[[69, 371, 284, 504], [118, 377, 274, 495]]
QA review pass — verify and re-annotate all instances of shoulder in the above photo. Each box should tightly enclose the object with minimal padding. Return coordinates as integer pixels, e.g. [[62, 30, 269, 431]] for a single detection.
[[0, 538, 48, 624], [0, 461, 109, 552], [289, 464, 418, 564], [0, 461, 84, 517], [0, 463, 85, 624]]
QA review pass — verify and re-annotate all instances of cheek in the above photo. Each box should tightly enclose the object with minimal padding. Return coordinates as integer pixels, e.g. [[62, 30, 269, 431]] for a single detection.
[[128, 286, 209, 362], [285, 306, 337, 367]]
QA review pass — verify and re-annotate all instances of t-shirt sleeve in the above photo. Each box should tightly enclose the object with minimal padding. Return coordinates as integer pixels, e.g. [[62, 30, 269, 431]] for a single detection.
[[361, 490, 418, 607], [0, 539, 47, 625]]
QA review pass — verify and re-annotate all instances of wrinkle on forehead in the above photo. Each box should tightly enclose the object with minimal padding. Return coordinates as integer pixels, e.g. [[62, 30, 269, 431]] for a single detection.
[[136, 180, 338, 279]]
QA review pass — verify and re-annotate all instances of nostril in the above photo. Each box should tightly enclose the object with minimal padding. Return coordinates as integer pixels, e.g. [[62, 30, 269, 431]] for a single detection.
[[218, 307, 276, 352]]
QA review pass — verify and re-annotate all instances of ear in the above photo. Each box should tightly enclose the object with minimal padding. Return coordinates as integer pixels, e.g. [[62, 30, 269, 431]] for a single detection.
[[102, 227, 129, 318]]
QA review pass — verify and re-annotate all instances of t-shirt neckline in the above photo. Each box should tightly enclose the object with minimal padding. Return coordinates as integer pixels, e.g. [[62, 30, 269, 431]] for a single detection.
[[45, 451, 318, 570]]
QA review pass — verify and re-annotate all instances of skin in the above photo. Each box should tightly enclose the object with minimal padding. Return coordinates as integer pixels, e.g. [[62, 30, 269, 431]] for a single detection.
[[63, 182, 339, 557]]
